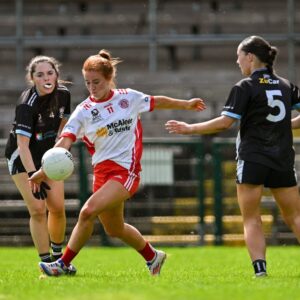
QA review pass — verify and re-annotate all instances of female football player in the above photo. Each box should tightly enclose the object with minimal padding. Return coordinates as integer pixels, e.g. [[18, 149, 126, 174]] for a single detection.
[[30, 49, 206, 277], [166, 35, 300, 277], [5, 56, 75, 273]]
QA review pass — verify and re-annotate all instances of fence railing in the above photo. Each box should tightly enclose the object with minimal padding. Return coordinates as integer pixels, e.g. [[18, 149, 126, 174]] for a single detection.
[[2, 136, 300, 245]]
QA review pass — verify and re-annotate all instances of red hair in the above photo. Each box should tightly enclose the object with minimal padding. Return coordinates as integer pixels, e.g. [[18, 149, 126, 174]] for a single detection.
[[82, 49, 122, 88]]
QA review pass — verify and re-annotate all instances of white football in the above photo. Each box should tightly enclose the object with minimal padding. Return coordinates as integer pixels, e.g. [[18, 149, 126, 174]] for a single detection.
[[41, 147, 74, 181]]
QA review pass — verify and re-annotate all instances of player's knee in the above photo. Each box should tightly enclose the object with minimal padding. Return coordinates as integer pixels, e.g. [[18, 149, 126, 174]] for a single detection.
[[79, 205, 95, 222], [243, 216, 262, 227], [30, 207, 47, 222], [48, 209, 65, 219], [282, 212, 298, 228]]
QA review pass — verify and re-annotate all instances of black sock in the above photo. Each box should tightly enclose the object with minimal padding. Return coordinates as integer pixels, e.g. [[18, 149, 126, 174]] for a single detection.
[[252, 259, 267, 275], [51, 241, 63, 260], [39, 252, 52, 263]]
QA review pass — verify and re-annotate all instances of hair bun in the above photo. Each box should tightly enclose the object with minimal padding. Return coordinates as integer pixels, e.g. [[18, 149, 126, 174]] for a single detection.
[[99, 49, 111, 60]]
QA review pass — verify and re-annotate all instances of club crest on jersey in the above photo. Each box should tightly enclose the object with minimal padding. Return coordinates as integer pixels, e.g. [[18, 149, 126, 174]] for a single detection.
[[59, 107, 65, 118], [91, 108, 102, 123], [118, 99, 129, 109]]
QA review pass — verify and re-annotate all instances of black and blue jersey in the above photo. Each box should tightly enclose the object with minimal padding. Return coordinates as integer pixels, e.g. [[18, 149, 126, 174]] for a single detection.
[[222, 68, 300, 170], [5, 85, 71, 171]]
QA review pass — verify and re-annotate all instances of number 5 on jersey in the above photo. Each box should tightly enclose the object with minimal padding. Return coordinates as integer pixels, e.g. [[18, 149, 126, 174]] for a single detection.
[[266, 90, 285, 122]]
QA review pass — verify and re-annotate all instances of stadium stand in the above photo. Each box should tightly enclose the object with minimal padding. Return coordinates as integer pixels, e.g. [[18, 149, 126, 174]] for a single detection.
[[0, 0, 299, 246]]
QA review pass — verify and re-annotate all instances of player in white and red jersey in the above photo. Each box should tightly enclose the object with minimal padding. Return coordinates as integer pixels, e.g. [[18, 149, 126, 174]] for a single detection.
[[63, 88, 153, 176], [30, 49, 206, 277], [166, 36, 300, 277]]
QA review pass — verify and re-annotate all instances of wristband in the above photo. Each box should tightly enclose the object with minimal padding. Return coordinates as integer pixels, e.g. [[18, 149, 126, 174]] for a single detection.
[[27, 171, 36, 177]]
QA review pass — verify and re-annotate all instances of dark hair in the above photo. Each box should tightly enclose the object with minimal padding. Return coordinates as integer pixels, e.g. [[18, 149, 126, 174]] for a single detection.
[[26, 55, 61, 83], [239, 36, 278, 73], [82, 49, 122, 89], [26, 56, 64, 114]]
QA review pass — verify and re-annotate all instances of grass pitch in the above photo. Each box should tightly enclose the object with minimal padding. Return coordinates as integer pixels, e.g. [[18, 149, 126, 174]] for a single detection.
[[0, 246, 300, 300]]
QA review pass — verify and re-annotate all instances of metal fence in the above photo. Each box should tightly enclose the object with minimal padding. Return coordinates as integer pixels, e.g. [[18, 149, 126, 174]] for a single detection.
[[1, 136, 300, 245]]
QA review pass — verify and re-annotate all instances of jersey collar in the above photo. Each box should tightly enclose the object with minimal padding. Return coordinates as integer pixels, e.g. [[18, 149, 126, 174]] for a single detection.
[[251, 67, 268, 76], [89, 90, 114, 103]]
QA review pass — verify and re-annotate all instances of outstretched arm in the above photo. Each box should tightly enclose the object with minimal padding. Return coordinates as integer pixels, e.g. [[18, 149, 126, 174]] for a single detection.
[[154, 96, 206, 111], [165, 115, 236, 135]]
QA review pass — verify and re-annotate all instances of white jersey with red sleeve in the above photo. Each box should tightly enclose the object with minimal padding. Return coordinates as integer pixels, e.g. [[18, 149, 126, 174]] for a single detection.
[[61, 88, 154, 172]]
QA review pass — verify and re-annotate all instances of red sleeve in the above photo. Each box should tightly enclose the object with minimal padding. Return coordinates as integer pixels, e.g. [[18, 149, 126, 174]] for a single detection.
[[60, 132, 77, 142], [149, 96, 155, 112]]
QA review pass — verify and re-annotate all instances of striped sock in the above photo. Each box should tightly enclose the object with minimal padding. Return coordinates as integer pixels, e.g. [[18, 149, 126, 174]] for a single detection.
[[51, 241, 63, 260], [39, 252, 52, 263], [252, 259, 267, 275]]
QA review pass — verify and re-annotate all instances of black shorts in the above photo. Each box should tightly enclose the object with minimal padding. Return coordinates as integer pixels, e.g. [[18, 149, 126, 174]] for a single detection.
[[236, 160, 297, 188], [6, 152, 41, 176]]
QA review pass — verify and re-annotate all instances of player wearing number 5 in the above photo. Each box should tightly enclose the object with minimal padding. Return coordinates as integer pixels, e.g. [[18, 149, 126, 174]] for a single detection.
[[166, 36, 300, 277]]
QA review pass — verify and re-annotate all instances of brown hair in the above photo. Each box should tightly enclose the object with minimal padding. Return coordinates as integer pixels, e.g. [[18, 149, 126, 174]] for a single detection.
[[26, 55, 61, 84], [239, 36, 278, 73], [26, 56, 70, 113], [82, 49, 122, 88]]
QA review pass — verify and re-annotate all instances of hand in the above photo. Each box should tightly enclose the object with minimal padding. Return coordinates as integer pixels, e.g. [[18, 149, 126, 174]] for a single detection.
[[28, 169, 46, 184], [165, 120, 192, 135], [28, 171, 51, 200], [32, 181, 51, 200], [187, 98, 206, 111]]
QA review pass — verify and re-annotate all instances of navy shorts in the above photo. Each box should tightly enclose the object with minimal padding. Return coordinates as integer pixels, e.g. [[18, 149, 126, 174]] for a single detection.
[[236, 160, 297, 188]]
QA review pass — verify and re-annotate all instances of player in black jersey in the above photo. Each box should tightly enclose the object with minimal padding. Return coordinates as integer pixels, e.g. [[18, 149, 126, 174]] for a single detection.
[[166, 35, 300, 277], [5, 55, 75, 273]]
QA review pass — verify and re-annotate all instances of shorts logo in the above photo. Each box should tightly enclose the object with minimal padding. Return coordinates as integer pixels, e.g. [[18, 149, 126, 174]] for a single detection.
[[119, 99, 129, 109]]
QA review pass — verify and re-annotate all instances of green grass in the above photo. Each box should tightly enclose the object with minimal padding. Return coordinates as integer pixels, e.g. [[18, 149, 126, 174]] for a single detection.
[[1, 246, 300, 300]]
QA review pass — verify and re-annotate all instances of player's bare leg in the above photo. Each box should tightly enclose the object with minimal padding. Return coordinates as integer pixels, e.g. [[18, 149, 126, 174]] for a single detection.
[[237, 184, 267, 276], [272, 186, 300, 240], [46, 180, 66, 246], [99, 188, 166, 275], [12, 173, 50, 255], [68, 180, 130, 252], [99, 200, 146, 249]]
